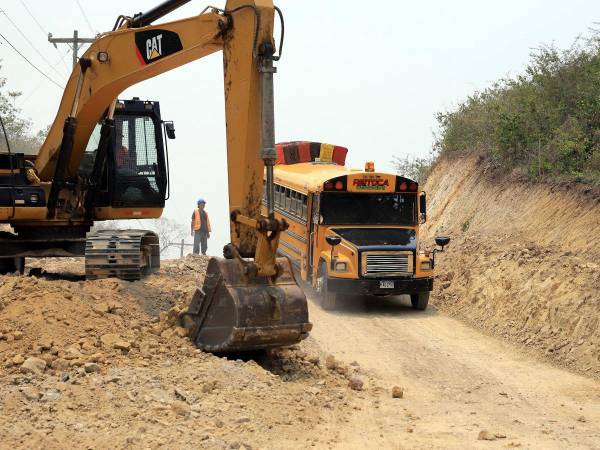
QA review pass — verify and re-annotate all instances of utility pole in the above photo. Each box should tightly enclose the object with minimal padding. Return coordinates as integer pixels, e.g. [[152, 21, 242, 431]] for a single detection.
[[48, 30, 95, 68]]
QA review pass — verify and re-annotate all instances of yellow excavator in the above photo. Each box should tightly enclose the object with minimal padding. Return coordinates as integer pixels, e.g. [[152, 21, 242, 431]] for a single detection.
[[0, 0, 311, 352]]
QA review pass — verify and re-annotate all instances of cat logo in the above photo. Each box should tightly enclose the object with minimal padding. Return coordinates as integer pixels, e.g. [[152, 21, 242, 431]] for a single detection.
[[146, 34, 163, 60], [135, 30, 183, 65]]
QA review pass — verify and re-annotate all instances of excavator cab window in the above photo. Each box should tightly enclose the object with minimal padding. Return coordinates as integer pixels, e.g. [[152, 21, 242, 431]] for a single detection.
[[109, 109, 167, 208], [79, 124, 102, 177], [79, 99, 168, 209]]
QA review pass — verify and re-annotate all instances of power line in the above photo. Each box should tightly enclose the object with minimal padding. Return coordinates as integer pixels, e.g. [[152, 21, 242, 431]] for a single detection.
[[0, 32, 63, 89], [74, 0, 98, 36], [0, 8, 67, 81], [19, 0, 71, 74], [19, 48, 71, 106], [19, 0, 47, 36]]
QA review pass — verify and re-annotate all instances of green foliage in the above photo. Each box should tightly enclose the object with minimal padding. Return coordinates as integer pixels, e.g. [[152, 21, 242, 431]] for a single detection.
[[391, 153, 436, 183], [435, 34, 600, 182], [461, 218, 471, 233], [0, 62, 44, 154]]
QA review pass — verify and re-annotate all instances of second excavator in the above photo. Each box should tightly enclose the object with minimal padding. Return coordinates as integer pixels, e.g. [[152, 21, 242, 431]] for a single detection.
[[0, 0, 311, 352]]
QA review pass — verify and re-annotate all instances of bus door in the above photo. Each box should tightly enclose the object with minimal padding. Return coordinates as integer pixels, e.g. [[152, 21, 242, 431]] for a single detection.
[[307, 192, 320, 281]]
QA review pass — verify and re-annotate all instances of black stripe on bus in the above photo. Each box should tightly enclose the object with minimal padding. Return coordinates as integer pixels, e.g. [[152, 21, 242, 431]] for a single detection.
[[262, 200, 308, 226], [284, 229, 307, 244], [279, 239, 302, 255], [275, 206, 307, 226]]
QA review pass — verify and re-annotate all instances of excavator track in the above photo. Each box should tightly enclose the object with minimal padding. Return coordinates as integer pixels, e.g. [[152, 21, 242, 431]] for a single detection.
[[85, 230, 160, 281]]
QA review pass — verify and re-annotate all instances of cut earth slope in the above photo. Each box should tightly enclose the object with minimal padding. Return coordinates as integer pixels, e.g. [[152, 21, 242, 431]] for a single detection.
[[423, 156, 600, 377]]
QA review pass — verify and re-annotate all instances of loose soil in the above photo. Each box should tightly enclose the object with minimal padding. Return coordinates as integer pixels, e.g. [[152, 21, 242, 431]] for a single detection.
[[0, 257, 378, 449]]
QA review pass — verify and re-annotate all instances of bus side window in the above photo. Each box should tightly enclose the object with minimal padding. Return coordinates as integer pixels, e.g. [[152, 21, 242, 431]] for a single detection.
[[291, 191, 298, 216], [302, 195, 307, 219], [278, 185, 284, 208], [274, 184, 281, 207], [284, 188, 291, 211], [295, 192, 302, 218], [296, 192, 303, 218]]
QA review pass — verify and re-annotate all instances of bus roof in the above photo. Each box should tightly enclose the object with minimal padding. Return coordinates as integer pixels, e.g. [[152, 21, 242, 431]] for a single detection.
[[272, 162, 416, 193], [273, 162, 352, 192]]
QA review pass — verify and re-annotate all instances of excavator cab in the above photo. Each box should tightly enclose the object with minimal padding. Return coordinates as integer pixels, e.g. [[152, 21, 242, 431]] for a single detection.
[[80, 98, 170, 211]]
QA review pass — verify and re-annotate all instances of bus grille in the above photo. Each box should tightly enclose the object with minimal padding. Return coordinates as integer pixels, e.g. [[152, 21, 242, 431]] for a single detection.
[[363, 252, 412, 276]]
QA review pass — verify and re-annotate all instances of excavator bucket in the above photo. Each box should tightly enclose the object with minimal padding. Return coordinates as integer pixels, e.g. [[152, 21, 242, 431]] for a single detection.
[[182, 257, 312, 352]]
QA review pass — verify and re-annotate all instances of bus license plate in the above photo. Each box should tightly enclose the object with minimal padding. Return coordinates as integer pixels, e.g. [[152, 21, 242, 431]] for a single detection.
[[380, 280, 394, 289]]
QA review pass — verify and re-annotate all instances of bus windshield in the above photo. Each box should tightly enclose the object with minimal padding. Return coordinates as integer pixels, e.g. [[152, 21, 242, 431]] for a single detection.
[[320, 193, 417, 225]]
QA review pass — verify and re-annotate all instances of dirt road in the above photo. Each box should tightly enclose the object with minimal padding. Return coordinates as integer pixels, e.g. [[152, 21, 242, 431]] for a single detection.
[[2, 255, 600, 449], [307, 293, 600, 449]]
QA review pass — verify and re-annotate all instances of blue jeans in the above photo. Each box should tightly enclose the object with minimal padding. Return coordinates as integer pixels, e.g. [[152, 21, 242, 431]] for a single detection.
[[193, 231, 208, 255]]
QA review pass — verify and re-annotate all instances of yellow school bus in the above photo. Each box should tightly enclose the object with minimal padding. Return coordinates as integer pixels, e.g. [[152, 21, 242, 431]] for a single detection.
[[265, 141, 449, 310]]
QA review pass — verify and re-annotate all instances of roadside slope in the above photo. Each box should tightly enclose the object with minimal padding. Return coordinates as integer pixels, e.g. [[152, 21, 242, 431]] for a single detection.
[[423, 156, 600, 377]]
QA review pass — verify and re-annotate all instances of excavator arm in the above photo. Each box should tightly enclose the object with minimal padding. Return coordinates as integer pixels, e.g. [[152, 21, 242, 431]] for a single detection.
[[32, 0, 310, 351]]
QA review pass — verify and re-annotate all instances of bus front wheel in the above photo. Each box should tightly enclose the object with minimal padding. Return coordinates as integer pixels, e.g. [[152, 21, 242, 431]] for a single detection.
[[317, 262, 337, 311], [410, 292, 430, 311]]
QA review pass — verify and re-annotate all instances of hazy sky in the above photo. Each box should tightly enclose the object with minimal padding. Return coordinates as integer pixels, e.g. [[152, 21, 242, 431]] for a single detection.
[[1, 0, 599, 256]]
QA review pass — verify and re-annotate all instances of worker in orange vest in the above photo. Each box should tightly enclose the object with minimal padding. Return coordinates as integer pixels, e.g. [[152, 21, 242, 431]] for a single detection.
[[191, 198, 211, 255]]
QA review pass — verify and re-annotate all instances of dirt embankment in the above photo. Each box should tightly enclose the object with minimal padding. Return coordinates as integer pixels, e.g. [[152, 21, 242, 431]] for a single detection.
[[423, 156, 600, 377], [0, 257, 375, 449]]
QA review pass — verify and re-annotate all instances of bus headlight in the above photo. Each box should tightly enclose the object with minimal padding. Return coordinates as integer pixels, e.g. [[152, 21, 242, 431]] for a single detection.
[[420, 260, 432, 271], [334, 262, 347, 272]]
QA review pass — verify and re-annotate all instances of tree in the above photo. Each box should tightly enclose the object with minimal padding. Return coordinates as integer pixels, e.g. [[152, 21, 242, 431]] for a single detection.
[[391, 154, 435, 182], [150, 217, 188, 254], [0, 62, 45, 154]]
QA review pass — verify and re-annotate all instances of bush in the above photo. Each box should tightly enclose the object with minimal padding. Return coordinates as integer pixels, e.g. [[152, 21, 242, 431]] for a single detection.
[[391, 153, 436, 183], [0, 63, 45, 154], [435, 33, 600, 182]]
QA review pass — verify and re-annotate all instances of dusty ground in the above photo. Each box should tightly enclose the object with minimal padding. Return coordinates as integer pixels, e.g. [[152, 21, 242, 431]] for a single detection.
[[308, 294, 600, 449]]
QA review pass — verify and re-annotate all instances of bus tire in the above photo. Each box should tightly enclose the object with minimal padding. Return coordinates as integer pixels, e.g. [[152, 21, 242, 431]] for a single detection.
[[317, 262, 337, 311], [410, 292, 429, 311]]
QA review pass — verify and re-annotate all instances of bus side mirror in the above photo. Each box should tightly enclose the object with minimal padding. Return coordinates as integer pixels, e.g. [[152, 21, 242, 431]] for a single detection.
[[164, 121, 176, 139], [431, 236, 450, 269], [326, 235, 341, 247], [435, 236, 450, 250], [420, 192, 427, 223], [326, 235, 342, 269]]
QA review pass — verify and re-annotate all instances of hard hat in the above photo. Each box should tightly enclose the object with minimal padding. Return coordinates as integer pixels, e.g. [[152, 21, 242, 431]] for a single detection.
[[197, 198, 206, 204]]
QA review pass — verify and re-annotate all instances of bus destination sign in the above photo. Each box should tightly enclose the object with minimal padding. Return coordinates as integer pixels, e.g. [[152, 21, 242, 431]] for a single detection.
[[353, 177, 389, 190], [348, 174, 395, 192]]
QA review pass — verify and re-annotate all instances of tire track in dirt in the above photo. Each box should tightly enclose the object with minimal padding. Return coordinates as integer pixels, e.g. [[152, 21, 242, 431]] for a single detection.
[[306, 294, 600, 449]]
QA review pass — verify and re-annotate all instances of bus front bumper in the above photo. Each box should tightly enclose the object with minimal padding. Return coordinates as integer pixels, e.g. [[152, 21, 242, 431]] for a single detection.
[[327, 276, 433, 296]]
